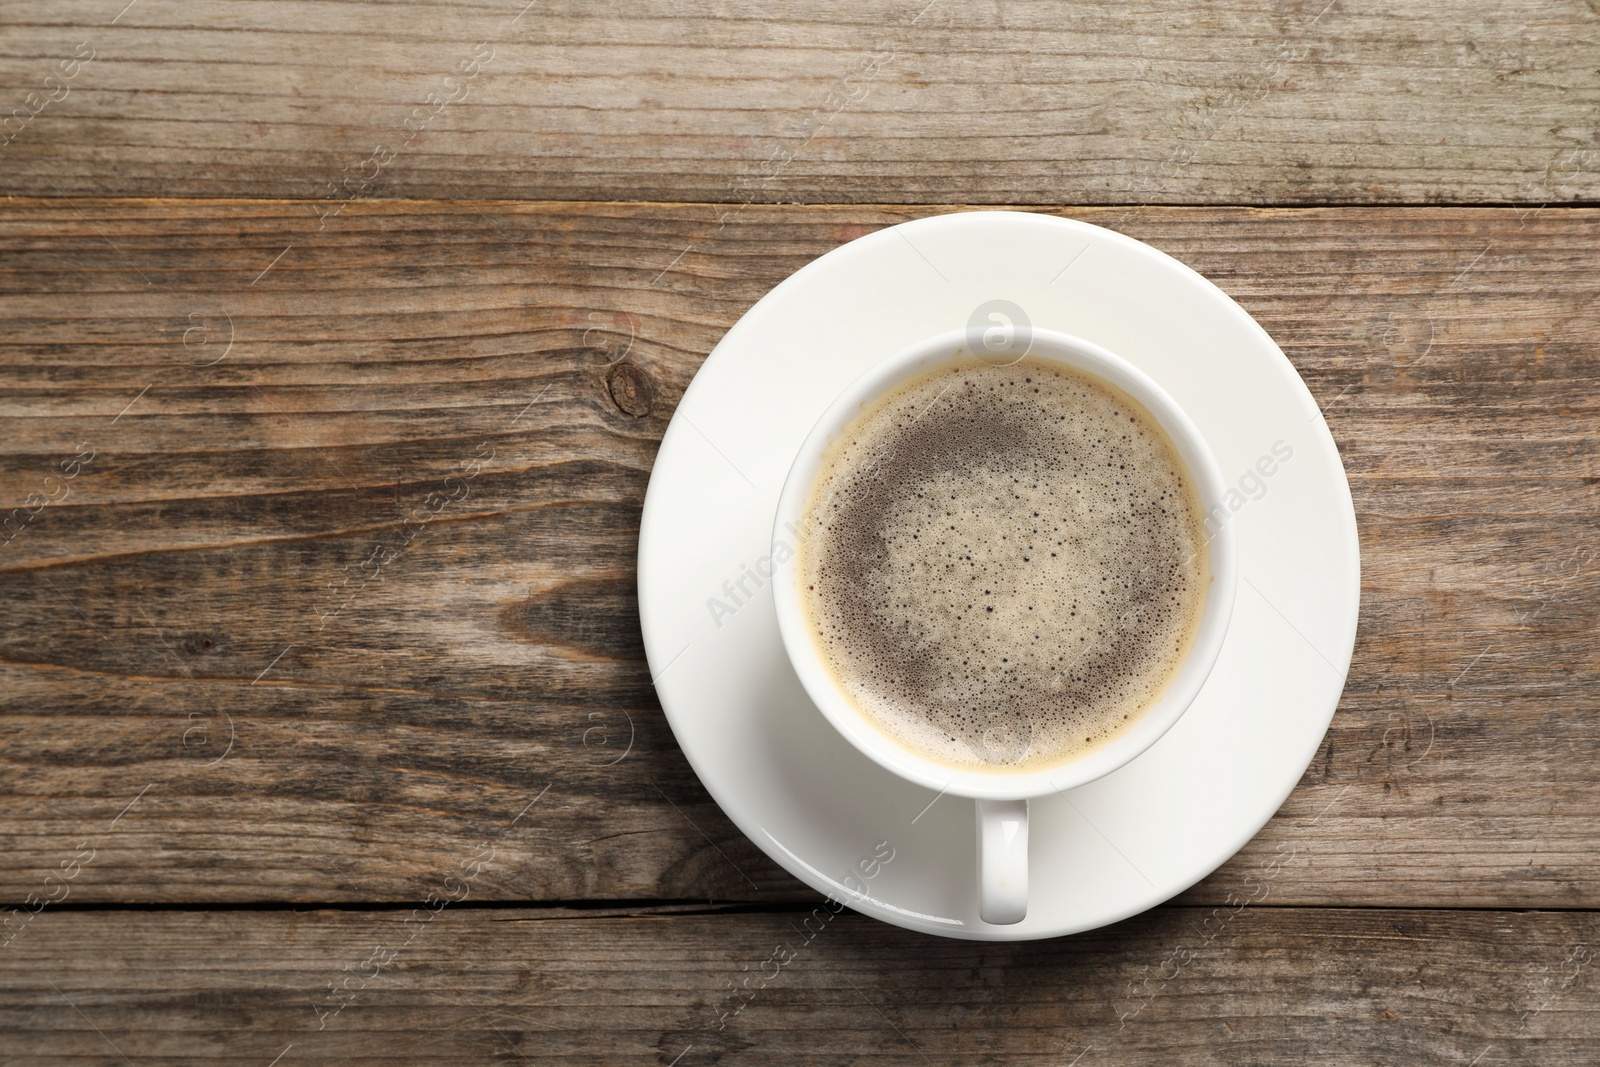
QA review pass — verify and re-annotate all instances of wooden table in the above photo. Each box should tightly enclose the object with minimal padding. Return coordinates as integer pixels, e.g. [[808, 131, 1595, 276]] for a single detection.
[[2, 1, 1597, 1062]]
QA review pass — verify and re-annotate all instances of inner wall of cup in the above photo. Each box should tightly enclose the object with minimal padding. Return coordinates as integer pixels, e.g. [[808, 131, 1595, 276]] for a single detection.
[[775, 329, 1234, 792]]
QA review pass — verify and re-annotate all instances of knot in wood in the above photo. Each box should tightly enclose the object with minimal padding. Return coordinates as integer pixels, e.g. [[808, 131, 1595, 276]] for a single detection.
[[605, 362, 654, 418]]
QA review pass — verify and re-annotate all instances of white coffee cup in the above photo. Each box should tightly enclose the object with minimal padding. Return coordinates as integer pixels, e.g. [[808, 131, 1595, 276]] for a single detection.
[[771, 326, 1237, 925]]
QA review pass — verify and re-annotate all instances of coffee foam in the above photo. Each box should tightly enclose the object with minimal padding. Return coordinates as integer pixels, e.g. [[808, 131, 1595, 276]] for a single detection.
[[797, 355, 1208, 772]]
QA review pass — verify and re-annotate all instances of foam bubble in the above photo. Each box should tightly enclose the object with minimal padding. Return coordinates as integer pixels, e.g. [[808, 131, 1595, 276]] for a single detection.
[[797, 356, 1207, 772]]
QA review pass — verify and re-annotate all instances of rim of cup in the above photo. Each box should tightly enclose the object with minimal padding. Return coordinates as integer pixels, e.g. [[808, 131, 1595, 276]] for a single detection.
[[770, 326, 1239, 800]]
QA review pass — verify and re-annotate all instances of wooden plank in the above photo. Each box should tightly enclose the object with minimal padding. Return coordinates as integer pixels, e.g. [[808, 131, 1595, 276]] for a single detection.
[[2, 905, 1598, 1063], [3, 1, 1600, 203], [0, 200, 1597, 907]]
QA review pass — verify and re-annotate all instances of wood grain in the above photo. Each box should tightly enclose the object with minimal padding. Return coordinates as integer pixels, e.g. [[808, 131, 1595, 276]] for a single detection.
[[2, 905, 1598, 1064], [2, 1, 1600, 204], [0, 199, 1597, 910]]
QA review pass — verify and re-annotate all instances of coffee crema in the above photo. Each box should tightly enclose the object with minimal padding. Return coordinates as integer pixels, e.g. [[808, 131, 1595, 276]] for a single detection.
[[796, 355, 1208, 772]]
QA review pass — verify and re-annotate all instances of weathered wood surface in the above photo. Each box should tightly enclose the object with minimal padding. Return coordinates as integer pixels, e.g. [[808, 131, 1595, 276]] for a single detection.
[[3, 1, 1600, 205], [1, 199, 1596, 908], [2, 905, 1598, 1064]]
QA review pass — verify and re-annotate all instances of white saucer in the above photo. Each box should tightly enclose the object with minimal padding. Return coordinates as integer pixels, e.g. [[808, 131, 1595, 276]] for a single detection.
[[638, 211, 1359, 940]]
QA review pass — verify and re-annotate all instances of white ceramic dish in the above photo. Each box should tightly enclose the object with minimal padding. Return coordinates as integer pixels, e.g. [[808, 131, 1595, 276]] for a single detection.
[[637, 210, 1359, 940]]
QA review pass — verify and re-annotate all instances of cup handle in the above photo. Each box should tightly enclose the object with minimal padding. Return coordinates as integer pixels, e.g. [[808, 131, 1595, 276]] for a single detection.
[[976, 798, 1028, 924]]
